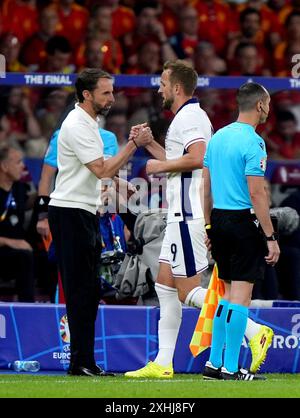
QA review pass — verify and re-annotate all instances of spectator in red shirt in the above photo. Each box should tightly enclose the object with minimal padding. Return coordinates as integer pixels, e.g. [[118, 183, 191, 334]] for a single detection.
[[55, 0, 89, 50], [198, 88, 234, 132], [227, 8, 271, 72], [159, 0, 186, 37], [123, 0, 176, 68], [83, 37, 104, 69], [0, 87, 41, 147], [273, 11, 300, 76], [100, 0, 136, 39], [0, 32, 26, 72], [2, 0, 38, 43], [37, 35, 73, 73], [192, 0, 238, 55], [237, 0, 282, 48], [267, 110, 300, 159], [126, 40, 162, 75], [20, 5, 59, 68], [193, 41, 226, 76], [229, 41, 271, 76], [83, 5, 124, 73], [168, 5, 199, 61]]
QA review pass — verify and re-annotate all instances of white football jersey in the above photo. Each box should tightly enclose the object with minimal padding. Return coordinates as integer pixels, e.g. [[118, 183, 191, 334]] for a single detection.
[[165, 98, 213, 223]]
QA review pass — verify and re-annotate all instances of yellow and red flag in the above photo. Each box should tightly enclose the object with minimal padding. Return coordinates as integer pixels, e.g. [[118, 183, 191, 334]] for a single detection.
[[189, 264, 225, 357]]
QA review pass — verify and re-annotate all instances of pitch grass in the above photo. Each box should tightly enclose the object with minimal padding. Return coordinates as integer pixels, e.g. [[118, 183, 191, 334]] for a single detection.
[[0, 373, 299, 398]]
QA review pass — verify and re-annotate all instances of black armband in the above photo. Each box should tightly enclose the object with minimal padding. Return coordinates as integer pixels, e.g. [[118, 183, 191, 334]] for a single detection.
[[36, 195, 50, 214]]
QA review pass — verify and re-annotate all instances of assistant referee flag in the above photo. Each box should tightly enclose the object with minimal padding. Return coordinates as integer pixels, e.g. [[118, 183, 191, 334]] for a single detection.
[[190, 264, 225, 356]]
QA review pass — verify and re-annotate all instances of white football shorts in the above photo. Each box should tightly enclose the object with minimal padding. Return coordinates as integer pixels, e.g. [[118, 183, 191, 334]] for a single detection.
[[159, 219, 208, 277]]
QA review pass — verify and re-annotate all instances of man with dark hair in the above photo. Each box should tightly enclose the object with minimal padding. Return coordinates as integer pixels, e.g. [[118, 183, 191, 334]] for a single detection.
[[48, 68, 152, 376], [232, 42, 262, 76], [268, 110, 300, 159], [239, 7, 262, 35], [0, 140, 35, 302], [202, 82, 280, 380], [126, 0, 176, 66], [227, 7, 271, 76], [38, 35, 72, 73], [236, 81, 269, 111]]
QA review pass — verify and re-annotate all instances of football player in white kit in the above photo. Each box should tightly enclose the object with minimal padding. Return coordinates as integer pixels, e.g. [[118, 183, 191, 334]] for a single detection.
[[125, 60, 273, 378]]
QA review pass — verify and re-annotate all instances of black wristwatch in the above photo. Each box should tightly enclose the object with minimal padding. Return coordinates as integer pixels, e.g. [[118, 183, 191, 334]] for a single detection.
[[265, 232, 278, 241]]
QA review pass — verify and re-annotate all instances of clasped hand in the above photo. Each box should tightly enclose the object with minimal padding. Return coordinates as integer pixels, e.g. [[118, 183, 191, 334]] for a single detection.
[[129, 123, 153, 147]]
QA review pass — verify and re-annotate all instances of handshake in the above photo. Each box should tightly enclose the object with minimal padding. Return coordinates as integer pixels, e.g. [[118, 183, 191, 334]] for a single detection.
[[129, 123, 153, 148], [129, 123, 164, 176]]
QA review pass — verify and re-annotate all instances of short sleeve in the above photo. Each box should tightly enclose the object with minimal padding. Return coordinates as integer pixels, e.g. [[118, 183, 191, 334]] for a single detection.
[[179, 112, 208, 150], [71, 124, 103, 164], [245, 139, 267, 177], [44, 130, 59, 168]]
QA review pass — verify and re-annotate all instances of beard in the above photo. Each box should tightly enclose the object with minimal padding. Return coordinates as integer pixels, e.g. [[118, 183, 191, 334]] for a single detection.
[[162, 97, 174, 110], [92, 101, 112, 116]]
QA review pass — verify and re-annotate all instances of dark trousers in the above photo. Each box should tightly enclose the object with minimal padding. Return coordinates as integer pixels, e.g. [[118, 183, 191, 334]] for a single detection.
[[49, 206, 101, 368], [0, 247, 35, 302]]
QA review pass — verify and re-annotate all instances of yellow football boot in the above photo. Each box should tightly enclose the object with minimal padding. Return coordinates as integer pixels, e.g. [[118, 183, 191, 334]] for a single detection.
[[249, 325, 274, 373], [124, 361, 174, 378]]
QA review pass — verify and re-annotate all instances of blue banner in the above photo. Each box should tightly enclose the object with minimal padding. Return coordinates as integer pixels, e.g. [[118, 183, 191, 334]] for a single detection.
[[1, 73, 300, 90], [0, 304, 299, 373]]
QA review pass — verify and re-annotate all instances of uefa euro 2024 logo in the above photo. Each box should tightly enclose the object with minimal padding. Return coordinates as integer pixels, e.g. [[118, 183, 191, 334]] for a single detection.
[[60, 314, 70, 343], [291, 54, 300, 79]]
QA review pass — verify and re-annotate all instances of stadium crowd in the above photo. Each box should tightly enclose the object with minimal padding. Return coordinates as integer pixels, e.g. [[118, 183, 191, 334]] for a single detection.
[[0, 0, 300, 303], [1, 0, 300, 158]]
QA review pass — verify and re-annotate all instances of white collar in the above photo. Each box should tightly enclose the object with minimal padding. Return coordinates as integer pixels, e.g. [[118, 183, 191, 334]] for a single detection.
[[75, 103, 99, 128]]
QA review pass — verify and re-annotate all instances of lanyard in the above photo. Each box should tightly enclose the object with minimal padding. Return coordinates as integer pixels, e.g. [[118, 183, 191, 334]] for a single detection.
[[0, 192, 15, 222], [101, 215, 123, 252]]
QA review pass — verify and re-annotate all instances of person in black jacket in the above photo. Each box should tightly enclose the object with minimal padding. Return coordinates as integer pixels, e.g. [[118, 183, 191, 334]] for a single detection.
[[0, 140, 35, 302]]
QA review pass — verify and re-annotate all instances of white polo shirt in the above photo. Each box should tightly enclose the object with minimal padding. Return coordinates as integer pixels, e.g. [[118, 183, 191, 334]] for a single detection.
[[165, 98, 212, 223], [50, 103, 104, 214]]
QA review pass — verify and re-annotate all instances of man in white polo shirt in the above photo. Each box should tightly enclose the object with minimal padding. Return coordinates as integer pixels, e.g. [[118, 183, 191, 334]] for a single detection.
[[49, 68, 152, 377]]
